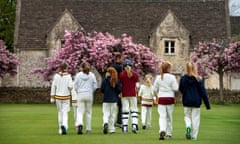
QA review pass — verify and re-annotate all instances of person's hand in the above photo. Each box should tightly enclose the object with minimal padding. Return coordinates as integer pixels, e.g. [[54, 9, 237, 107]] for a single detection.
[[50, 98, 55, 103], [119, 93, 122, 98], [105, 72, 110, 77], [153, 99, 158, 105]]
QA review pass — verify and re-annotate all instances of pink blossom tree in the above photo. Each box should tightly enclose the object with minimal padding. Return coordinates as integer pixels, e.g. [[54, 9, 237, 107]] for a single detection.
[[31, 31, 161, 81], [190, 39, 240, 104], [0, 40, 20, 78]]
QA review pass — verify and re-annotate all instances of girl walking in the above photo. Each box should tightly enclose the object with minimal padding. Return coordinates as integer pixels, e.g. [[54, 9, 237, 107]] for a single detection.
[[74, 62, 97, 135], [119, 59, 139, 134], [153, 61, 178, 140], [50, 62, 73, 135], [179, 62, 210, 140], [101, 67, 122, 134], [138, 74, 156, 129]]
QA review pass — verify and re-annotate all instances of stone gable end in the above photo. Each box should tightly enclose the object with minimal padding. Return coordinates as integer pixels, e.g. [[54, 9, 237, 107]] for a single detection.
[[150, 10, 190, 75], [47, 9, 84, 57]]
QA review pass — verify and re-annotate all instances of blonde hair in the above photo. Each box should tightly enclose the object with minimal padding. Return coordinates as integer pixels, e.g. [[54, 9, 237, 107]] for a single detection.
[[107, 67, 118, 88], [186, 62, 200, 81], [160, 61, 172, 80], [144, 74, 153, 87]]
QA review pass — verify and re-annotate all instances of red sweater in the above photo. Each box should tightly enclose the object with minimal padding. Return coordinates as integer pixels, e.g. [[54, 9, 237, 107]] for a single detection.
[[119, 70, 139, 97]]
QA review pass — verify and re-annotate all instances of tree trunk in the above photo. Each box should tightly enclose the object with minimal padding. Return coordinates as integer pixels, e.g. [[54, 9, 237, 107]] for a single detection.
[[219, 71, 224, 104]]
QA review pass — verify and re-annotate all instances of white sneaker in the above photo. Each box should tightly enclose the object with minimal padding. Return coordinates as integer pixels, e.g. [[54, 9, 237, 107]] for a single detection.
[[122, 126, 128, 133], [132, 124, 137, 134], [58, 129, 62, 135]]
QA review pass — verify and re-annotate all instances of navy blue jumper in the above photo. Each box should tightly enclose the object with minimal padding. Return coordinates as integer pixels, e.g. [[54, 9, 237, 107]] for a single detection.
[[101, 76, 122, 103], [179, 75, 210, 109]]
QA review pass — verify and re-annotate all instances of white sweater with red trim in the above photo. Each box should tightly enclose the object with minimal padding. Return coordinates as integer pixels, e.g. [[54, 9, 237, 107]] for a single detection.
[[153, 73, 178, 98], [138, 85, 155, 106]]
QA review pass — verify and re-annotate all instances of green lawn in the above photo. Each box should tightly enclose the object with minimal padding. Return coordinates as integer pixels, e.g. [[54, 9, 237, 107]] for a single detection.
[[0, 104, 239, 144]]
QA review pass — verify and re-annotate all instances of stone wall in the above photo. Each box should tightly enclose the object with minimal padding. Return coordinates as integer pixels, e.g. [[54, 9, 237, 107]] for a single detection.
[[0, 87, 50, 103], [0, 87, 239, 104], [1, 50, 51, 87]]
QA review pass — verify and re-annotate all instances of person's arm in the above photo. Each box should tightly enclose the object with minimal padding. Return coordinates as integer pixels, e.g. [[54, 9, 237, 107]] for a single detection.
[[171, 75, 179, 91], [100, 79, 105, 93], [74, 74, 79, 92], [138, 85, 143, 97], [153, 76, 159, 95], [179, 77, 184, 94], [116, 80, 122, 95], [68, 75, 73, 91], [50, 74, 56, 103], [92, 73, 98, 91], [199, 80, 211, 110]]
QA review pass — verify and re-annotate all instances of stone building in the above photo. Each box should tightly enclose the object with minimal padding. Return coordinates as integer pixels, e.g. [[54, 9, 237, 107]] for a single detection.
[[2, 0, 239, 90]]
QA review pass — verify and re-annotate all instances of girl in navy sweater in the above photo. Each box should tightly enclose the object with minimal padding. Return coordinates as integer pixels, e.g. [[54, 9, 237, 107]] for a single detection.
[[179, 62, 210, 140], [101, 67, 122, 134]]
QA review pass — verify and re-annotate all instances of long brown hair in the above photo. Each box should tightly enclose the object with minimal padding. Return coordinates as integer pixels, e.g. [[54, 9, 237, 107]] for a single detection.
[[107, 67, 118, 88], [59, 62, 67, 72], [81, 62, 90, 74], [186, 62, 200, 81], [160, 61, 172, 80], [58, 62, 68, 76]]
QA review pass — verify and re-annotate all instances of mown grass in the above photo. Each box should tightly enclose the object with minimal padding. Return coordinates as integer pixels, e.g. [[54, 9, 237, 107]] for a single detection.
[[0, 103, 239, 144]]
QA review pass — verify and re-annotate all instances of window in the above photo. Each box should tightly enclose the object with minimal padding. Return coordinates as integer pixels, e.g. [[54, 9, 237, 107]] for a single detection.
[[164, 41, 175, 55], [56, 39, 65, 50]]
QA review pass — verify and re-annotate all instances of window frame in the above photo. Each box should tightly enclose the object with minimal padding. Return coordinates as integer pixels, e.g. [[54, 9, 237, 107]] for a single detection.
[[164, 40, 175, 55]]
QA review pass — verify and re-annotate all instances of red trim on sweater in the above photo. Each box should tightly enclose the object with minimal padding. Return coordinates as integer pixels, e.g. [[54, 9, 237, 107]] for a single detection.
[[142, 104, 153, 107], [158, 97, 175, 105]]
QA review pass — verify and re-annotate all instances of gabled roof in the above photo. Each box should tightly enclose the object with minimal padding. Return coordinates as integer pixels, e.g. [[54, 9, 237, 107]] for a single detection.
[[47, 9, 85, 36], [15, 0, 228, 50], [156, 9, 190, 39]]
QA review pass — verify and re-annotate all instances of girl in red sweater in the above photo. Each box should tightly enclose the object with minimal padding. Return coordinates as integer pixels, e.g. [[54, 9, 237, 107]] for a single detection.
[[119, 59, 139, 134]]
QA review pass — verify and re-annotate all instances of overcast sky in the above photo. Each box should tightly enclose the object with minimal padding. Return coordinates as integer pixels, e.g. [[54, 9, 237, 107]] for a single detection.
[[229, 0, 240, 16]]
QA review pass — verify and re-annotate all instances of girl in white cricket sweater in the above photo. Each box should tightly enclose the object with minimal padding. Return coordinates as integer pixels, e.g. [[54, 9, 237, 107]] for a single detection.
[[50, 63, 73, 135], [138, 74, 156, 130], [153, 61, 178, 140]]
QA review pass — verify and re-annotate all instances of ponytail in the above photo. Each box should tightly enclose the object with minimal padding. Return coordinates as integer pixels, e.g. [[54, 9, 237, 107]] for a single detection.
[[160, 61, 172, 80], [186, 62, 200, 81]]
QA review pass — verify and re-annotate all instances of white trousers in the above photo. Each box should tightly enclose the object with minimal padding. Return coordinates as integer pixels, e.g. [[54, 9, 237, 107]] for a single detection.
[[158, 104, 174, 136], [56, 99, 70, 130], [141, 106, 152, 127], [121, 97, 138, 127], [102, 102, 117, 133], [72, 104, 78, 127], [71, 88, 78, 127], [184, 107, 200, 139], [76, 93, 93, 131]]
